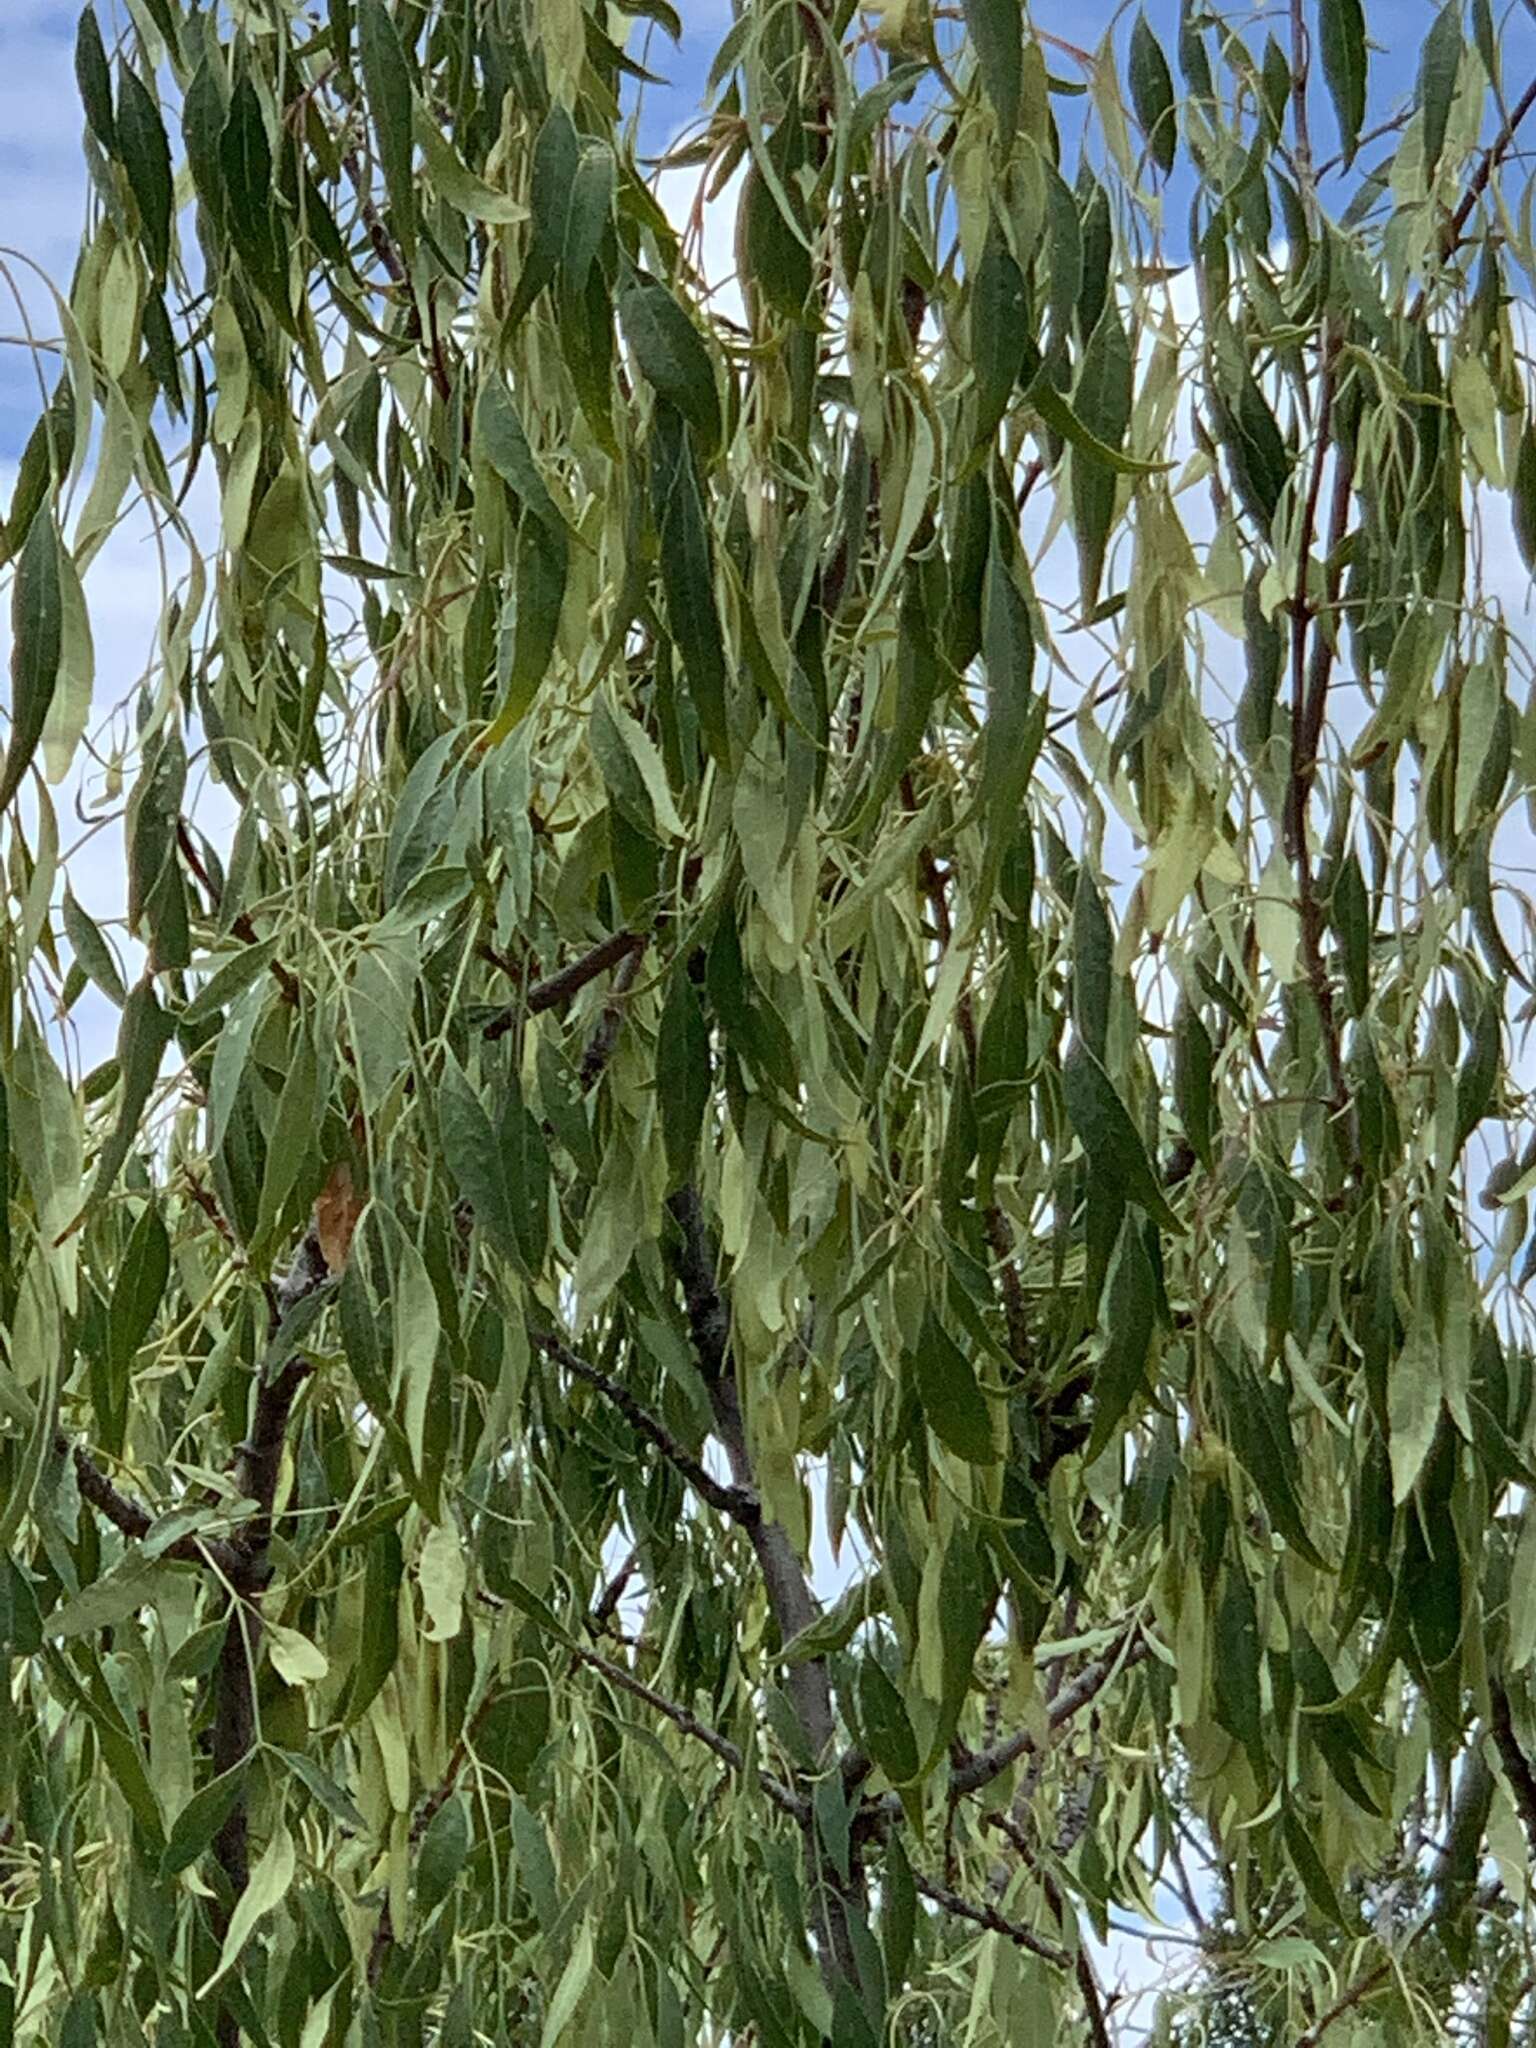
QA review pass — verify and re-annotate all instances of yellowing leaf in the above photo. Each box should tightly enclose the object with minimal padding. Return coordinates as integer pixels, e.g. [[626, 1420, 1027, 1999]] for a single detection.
[[200, 1822, 295, 1992], [1254, 841, 1301, 984], [267, 1623, 328, 1688], [418, 1518, 466, 1642]]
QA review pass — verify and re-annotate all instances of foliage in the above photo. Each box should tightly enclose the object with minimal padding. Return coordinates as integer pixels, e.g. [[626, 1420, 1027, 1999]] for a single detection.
[[2, 0, 1536, 2043]]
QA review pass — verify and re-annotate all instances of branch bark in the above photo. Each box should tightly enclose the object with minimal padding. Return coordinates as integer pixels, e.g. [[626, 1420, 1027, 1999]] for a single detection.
[[949, 1630, 1150, 1801], [665, 1186, 864, 1982], [911, 1869, 1070, 1969], [484, 929, 645, 1040], [66, 1439, 245, 1577], [531, 1326, 760, 1526], [1491, 1680, 1536, 1864], [208, 1225, 324, 2045]]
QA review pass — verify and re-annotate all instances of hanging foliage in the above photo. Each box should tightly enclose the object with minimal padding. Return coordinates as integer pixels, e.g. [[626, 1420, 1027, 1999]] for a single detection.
[[2, 1, 1536, 2042]]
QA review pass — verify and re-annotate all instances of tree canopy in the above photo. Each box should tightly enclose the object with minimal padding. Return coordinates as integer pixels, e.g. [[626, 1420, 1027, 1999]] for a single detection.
[[3, 0, 1536, 2042]]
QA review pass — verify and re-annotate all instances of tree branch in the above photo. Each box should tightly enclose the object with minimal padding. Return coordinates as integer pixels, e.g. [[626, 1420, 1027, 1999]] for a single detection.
[[531, 1326, 760, 1525], [573, 1643, 805, 1821], [911, 1869, 1070, 1969], [209, 1224, 324, 2042], [484, 929, 645, 1040], [1284, 338, 1353, 1145], [1296, 1962, 1391, 2048], [950, 1631, 1150, 1800], [1491, 1680, 1536, 1864], [664, 1185, 863, 1981], [66, 1440, 245, 1577], [578, 934, 647, 1091]]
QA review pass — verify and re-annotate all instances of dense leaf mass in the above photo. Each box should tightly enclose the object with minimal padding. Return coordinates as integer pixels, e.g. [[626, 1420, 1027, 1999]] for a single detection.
[[2, 1, 1536, 2043]]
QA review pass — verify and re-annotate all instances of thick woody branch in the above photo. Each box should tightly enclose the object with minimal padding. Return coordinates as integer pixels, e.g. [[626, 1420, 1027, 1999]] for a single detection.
[[666, 1188, 833, 1757], [531, 1327, 759, 1525], [665, 1185, 861, 1981], [65, 1439, 245, 1578], [210, 1225, 325, 2042]]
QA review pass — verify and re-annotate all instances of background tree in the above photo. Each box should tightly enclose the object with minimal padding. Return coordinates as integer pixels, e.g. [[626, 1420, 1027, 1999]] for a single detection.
[[2, 0, 1536, 2041]]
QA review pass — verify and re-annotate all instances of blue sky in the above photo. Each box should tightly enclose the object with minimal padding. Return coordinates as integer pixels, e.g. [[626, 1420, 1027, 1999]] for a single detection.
[[3, 0, 1532, 448]]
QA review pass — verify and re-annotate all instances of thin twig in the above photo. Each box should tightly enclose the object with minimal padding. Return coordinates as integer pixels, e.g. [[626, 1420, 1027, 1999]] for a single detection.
[[911, 1869, 1071, 1969], [950, 1631, 1150, 1800], [1296, 1962, 1391, 2048], [1284, 339, 1352, 1145], [530, 1326, 760, 1526], [574, 1643, 805, 1821], [578, 935, 648, 1091], [1288, 0, 1314, 204], [591, 1543, 640, 1635]]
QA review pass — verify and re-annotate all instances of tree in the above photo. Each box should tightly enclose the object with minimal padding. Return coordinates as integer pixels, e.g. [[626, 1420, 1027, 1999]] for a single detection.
[[3, 0, 1536, 2039]]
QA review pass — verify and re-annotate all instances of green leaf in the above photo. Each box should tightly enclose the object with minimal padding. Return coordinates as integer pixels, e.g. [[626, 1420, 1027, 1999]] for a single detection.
[[384, 730, 458, 906], [438, 1052, 519, 1264], [1282, 1806, 1347, 1926], [1129, 13, 1177, 176], [475, 379, 571, 543], [964, 0, 1023, 143], [619, 279, 721, 455], [506, 104, 579, 328], [563, 142, 616, 298], [117, 67, 173, 282], [486, 518, 570, 746], [1214, 1348, 1329, 1568], [87, 978, 177, 1216], [1172, 1001, 1213, 1168], [161, 1761, 249, 1878], [509, 1794, 559, 1931], [1085, 1221, 1156, 1461], [858, 1655, 920, 1784], [1068, 304, 1132, 609], [1513, 425, 1536, 576], [106, 1198, 169, 1388], [1, 506, 63, 814], [1029, 382, 1172, 477], [1319, 0, 1368, 164], [63, 889, 125, 1007], [1388, 1323, 1442, 1503], [1419, 2, 1462, 177], [416, 1794, 470, 1915], [218, 77, 283, 307], [969, 225, 1028, 453], [47, 1554, 166, 1640], [74, 7, 116, 155], [1454, 996, 1500, 1153], [658, 965, 709, 1186], [652, 403, 730, 767], [1071, 870, 1113, 1064], [910, 1306, 998, 1463], [1062, 1039, 1180, 1232], [413, 105, 526, 224], [357, 0, 416, 262]]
